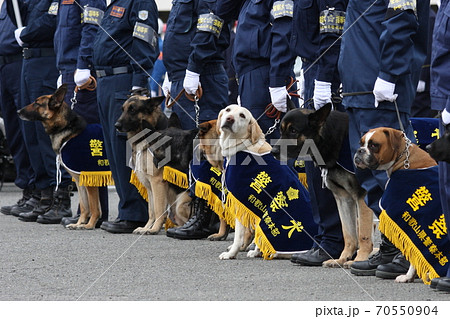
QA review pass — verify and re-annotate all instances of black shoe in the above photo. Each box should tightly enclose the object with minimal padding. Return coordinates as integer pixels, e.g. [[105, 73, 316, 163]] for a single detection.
[[100, 218, 146, 234], [430, 277, 444, 289], [167, 197, 219, 240], [11, 190, 41, 217], [18, 210, 42, 222], [61, 216, 103, 228], [1, 188, 32, 215], [350, 234, 399, 276], [291, 247, 332, 266], [375, 252, 410, 279], [37, 186, 72, 224], [436, 277, 450, 292]]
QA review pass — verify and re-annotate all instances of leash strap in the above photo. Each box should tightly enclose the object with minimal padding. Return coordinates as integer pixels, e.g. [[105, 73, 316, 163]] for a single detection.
[[165, 86, 203, 109]]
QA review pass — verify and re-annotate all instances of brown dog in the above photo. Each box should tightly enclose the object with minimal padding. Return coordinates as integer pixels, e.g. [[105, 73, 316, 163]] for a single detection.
[[354, 127, 437, 282], [17, 84, 101, 230], [115, 94, 192, 234]]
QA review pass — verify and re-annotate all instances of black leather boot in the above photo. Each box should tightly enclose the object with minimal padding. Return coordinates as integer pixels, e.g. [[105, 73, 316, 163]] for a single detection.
[[350, 234, 399, 276], [166, 197, 219, 239], [11, 189, 41, 217], [18, 188, 53, 222], [37, 185, 73, 224], [1, 187, 32, 215], [375, 252, 410, 279]]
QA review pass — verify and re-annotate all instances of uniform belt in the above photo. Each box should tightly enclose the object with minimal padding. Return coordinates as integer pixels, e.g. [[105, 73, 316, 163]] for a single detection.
[[96, 66, 131, 78], [0, 53, 23, 65], [22, 48, 56, 59]]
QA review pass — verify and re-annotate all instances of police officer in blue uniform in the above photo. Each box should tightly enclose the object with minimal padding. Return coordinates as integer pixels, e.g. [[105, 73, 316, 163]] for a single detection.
[[93, 0, 159, 233], [430, 0, 450, 293], [217, 0, 297, 140], [338, 0, 430, 276], [4, 0, 74, 224], [289, 0, 347, 266], [0, 0, 34, 216], [162, 0, 230, 239]]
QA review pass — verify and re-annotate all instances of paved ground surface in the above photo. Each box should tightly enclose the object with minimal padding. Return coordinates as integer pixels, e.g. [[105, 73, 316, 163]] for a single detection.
[[0, 183, 449, 306]]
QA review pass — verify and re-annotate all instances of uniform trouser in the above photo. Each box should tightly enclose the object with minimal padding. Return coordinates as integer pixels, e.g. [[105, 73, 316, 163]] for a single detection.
[[238, 64, 298, 141], [0, 60, 33, 189], [170, 64, 229, 130], [21, 56, 71, 190], [61, 70, 109, 219], [437, 120, 450, 277], [347, 108, 416, 216], [300, 61, 344, 256], [97, 73, 147, 222]]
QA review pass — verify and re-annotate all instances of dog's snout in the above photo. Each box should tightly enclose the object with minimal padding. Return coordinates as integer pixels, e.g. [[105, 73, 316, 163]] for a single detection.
[[114, 121, 122, 131], [225, 115, 234, 124], [426, 144, 431, 152]]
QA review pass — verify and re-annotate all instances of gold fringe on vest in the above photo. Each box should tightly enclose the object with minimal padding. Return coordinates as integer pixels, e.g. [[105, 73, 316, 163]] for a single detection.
[[79, 171, 114, 187], [379, 210, 440, 284], [129, 170, 148, 202], [163, 166, 189, 189]]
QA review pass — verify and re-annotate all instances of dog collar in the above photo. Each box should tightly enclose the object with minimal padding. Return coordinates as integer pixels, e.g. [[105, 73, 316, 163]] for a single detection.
[[393, 133, 412, 170]]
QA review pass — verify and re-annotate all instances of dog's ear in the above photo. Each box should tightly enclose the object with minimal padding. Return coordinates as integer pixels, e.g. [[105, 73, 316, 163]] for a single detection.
[[198, 121, 212, 137], [49, 84, 67, 109], [286, 96, 296, 111], [167, 112, 182, 129], [308, 103, 331, 127], [249, 118, 264, 144], [144, 96, 165, 111], [383, 128, 403, 152], [216, 109, 225, 135]]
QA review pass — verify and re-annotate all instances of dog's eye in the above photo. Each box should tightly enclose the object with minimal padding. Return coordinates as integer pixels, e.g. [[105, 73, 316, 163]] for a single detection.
[[128, 105, 136, 114], [289, 127, 298, 134], [369, 142, 380, 152], [239, 113, 245, 119], [225, 108, 230, 112]]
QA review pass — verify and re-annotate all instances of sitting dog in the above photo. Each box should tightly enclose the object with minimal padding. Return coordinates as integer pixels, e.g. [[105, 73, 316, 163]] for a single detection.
[[218, 105, 317, 260], [354, 127, 439, 283], [427, 124, 450, 163], [17, 84, 101, 230], [115, 94, 192, 234], [272, 104, 374, 268]]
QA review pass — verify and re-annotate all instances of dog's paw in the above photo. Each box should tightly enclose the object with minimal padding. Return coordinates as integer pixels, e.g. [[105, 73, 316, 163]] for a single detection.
[[66, 223, 80, 230], [395, 274, 414, 283], [219, 251, 236, 260], [322, 258, 345, 268], [133, 227, 159, 235], [343, 260, 355, 269], [208, 233, 227, 241], [246, 249, 261, 258]]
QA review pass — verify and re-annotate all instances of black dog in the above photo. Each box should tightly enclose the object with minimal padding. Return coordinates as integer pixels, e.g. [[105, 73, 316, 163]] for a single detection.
[[427, 124, 450, 163], [271, 104, 374, 268]]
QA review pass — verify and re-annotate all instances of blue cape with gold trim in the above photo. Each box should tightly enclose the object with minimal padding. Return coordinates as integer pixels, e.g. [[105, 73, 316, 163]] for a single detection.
[[224, 151, 317, 259], [379, 166, 450, 284]]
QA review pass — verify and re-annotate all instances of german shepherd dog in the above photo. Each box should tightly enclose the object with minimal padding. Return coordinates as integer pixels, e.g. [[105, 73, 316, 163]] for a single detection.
[[271, 104, 374, 267], [114, 94, 192, 235], [17, 84, 101, 230], [427, 124, 450, 163]]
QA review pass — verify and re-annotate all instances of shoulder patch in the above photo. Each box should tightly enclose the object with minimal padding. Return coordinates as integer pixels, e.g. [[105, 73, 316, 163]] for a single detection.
[[83, 7, 104, 25], [138, 10, 149, 21], [271, 0, 294, 20], [133, 22, 158, 48], [319, 9, 346, 34], [196, 13, 224, 38], [61, 0, 74, 4], [48, 2, 59, 15], [386, 0, 417, 19]]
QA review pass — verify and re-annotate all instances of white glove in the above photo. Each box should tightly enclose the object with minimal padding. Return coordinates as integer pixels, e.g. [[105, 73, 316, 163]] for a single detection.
[[132, 86, 143, 91], [183, 70, 200, 95], [151, 90, 157, 97], [162, 73, 171, 97], [417, 80, 426, 93], [14, 27, 26, 47], [442, 109, 450, 125], [373, 77, 398, 108], [269, 87, 289, 113], [74, 69, 91, 87], [313, 80, 332, 110], [57, 74, 63, 88]]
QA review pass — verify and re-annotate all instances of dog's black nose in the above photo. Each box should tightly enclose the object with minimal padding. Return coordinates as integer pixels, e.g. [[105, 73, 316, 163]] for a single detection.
[[426, 144, 431, 152], [114, 122, 122, 131]]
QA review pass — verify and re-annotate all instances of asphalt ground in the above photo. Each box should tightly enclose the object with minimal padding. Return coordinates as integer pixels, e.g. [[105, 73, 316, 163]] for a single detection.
[[0, 182, 449, 318]]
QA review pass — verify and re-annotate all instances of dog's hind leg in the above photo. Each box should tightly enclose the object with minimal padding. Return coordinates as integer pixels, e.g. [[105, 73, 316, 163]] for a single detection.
[[219, 218, 245, 259], [66, 178, 89, 230]]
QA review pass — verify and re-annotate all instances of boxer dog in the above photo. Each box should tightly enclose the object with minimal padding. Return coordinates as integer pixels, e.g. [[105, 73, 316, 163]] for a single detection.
[[354, 127, 437, 283]]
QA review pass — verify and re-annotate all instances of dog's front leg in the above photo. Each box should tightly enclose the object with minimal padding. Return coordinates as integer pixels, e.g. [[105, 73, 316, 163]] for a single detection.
[[395, 265, 416, 283], [353, 198, 374, 264], [219, 218, 245, 259], [82, 186, 101, 230]]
